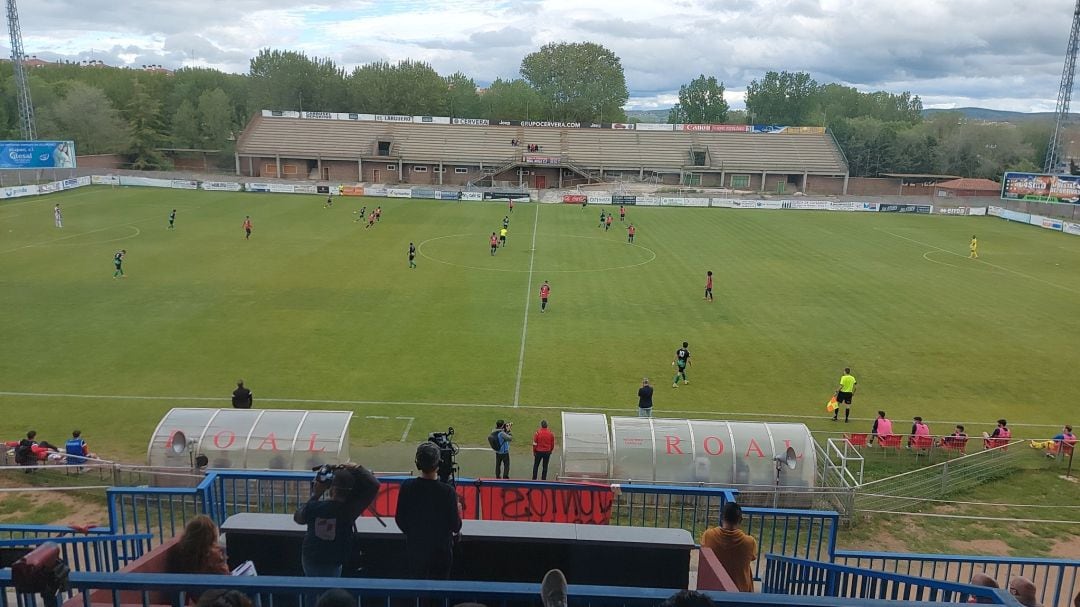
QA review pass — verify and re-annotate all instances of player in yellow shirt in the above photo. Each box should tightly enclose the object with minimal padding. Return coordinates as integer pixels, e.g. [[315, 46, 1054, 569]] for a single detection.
[[969, 235, 978, 259], [499, 226, 508, 248], [833, 368, 857, 423]]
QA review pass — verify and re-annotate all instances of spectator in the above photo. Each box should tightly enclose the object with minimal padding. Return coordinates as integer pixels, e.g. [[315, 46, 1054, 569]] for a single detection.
[[1009, 576, 1042, 607], [532, 420, 555, 480], [700, 502, 757, 592], [195, 590, 253, 607], [232, 380, 253, 409], [314, 589, 355, 607], [492, 420, 513, 479], [511, 139, 518, 147], [907, 416, 931, 448], [65, 430, 96, 467], [967, 572, 999, 604], [395, 443, 463, 579], [982, 419, 1011, 449], [870, 411, 892, 445], [659, 590, 716, 607], [942, 425, 968, 447], [1050, 425, 1076, 457], [167, 514, 229, 603], [15, 430, 36, 470], [541, 569, 568, 607], [638, 378, 654, 418], [293, 464, 380, 578]]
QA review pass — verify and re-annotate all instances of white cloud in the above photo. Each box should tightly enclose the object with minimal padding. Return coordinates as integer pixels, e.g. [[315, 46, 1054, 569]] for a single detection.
[[11, 0, 1077, 112]]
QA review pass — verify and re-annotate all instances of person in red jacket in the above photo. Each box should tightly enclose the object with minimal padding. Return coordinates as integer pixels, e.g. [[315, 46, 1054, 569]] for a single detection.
[[532, 420, 555, 480]]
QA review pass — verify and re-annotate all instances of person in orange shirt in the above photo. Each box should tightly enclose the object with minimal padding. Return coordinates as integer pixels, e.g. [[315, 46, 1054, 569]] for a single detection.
[[627, 223, 636, 244], [531, 420, 555, 480], [539, 280, 551, 312], [490, 232, 499, 256], [242, 216, 252, 239], [700, 502, 757, 592]]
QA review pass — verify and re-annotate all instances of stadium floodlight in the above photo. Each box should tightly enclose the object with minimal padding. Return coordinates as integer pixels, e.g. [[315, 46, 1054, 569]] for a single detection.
[[6, 0, 36, 140], [1045, 0, 1080, 174]]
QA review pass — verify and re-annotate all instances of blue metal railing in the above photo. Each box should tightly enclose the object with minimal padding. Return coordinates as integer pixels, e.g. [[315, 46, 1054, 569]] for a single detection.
[[0, 570, 997, 607], [612, 483, 737, 531], [107, 486, 207, 545], [0, 533, 151, 573], [744, 508, 840, 582], [834, 550, 1079, 607], [763, 554, 1011, 604], [0, 525, 112, 540]]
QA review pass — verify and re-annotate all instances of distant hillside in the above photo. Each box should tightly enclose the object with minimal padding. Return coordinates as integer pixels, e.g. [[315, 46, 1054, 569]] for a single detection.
[[627, 107, 1058, 124]]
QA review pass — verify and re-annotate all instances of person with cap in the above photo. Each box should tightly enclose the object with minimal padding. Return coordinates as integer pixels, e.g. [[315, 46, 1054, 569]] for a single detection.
[[395, 443, 463, 579], [293, 463, 380, 578]]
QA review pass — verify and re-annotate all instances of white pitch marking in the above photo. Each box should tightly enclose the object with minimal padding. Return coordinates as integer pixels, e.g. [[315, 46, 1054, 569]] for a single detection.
[[396, 417, 415, 442], [513, 203, 541, 408]]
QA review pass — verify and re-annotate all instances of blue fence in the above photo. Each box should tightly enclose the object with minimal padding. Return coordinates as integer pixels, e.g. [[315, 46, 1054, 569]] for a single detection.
[[744, 508, 839, 583], [0, 533, 150, 573], [0, 570, 996, 607], [0, 525, 111, 541], [763, 555, 1011, 604], [611, 483, 737, 532], [834, 551, 1079, 607]]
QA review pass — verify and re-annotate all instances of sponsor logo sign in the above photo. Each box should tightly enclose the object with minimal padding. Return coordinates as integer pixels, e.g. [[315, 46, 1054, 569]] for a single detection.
[[92, 175, 121, 185], [387, 188, 413, 198], [376, 115, 413, 123], [637, 196, 661, 206], [523, 155, 561, 164], [612, 195, 637, 205], [662, 197, 710, 207], [1064, 221, 1080, 236], [436, 190, 461, 200], [1002, 171, 1080, 203], [937, 207, 969, 215], [635, 124, 675, 131], [563, 194, 587, 204], [877, 203, 931, 214], [587, 194, 613, 204], [364, 186, 388, 197], [0, 141, 77, 169], [452, 118, 490, 126], [201, 182, 243, 192], [120, 176, 175, 188], [171, 180, 199, 190], [62, 178, 80, 190], [783, 200, 829, 210], [293, 185, 317, 194], [968, 207, 987, 216], [247, 183, 271, 192], [1029, 215, 1063, 231], [412, 188, 436, 199], [680, 124, 751, 133], [732, 200, 784, 209], [303, 112, 333, 120], [2, 185, 38, 198], [988, 206, 1005, 217], [522, 121, 581, 128], [610, 123, 635, 130], [483, 192, 530, 201], [461, 192, 483, 201], [340, 186, 365, 196]]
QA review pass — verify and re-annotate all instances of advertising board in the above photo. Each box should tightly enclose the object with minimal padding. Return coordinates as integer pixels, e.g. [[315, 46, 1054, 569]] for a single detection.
[[0, 141, 76, 169], [1001, 171, 1080, 203]]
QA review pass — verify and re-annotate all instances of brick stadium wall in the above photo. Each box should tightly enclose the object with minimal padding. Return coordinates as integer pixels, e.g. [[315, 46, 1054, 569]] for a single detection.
[[75, 154, 125, 169], [323, 160, 359, 182]]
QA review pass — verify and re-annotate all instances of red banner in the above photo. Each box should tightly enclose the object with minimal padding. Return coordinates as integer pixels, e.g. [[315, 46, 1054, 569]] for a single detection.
[[362, 481, 614, 524], [563, 194, 587, 203]]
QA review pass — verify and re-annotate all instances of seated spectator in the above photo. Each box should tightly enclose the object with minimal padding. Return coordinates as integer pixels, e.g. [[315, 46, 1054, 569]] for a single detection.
[[1009, 576, 1042, 607], [967, 572, 999, 604], [942, 425, 968, 447], [700, 502, 756, 592], [907, 416, 931, 448], [659, 590, 716, 607], [196, 590, 253, 607], [870, 411, 892, 445], [15, 431, 36, 470], [982, 419, 1011, 448], [1032, 425, 1077, 457], [167, 515, 230, 575], [65, 429, 96, 466]]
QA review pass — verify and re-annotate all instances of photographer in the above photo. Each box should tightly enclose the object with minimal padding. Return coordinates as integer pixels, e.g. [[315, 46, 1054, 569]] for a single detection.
[[293, 463, 379, 577], [490, 420, 513, 479], [395, 443, 462, 579]]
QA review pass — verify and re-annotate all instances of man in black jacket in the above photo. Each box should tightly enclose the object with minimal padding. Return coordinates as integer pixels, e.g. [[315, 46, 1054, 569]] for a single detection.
[[293, 463, 380, 577], [232, 380, 253, 409], [395, 443, 462, 579]]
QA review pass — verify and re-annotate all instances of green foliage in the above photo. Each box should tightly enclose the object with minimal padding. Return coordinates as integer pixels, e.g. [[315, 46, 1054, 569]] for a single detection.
[[481, 78, 544, 121], [170, 100, 201, 148], [36, 81, 130, 154], [347, 60, 446, 115], [198, 88, 235, 149], [520, 41, 628, 123], [126, 79, 168, 169], [668, 74, 729, 124], [249, 49, 346, 113], [745, 70, 819, 124], [444, 72, 482, 119]]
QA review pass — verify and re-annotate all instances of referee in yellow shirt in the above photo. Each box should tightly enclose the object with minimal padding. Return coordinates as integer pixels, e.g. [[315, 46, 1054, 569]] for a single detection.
[[833, 368, 857, 423], [969, 235, 978, 259]]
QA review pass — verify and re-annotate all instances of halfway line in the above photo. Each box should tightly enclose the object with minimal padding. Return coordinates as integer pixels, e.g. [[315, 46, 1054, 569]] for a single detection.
[[513, 203, 541, 408]]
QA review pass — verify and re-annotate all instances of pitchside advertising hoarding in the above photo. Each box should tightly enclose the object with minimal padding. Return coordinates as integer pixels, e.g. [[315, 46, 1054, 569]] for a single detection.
[[0, 141, 76, 169], [1001, 171, 1080, 203]]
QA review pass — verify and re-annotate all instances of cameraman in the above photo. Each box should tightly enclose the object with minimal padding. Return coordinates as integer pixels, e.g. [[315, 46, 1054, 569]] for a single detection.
[[293, 464, 379, 577], [493, 420, 513, 479], [395, 443, 462, 579]]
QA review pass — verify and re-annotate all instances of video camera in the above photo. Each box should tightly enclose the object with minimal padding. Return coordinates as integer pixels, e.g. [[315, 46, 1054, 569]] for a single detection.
[[312, 463, 347, 484], [427, 427, 459, 485]]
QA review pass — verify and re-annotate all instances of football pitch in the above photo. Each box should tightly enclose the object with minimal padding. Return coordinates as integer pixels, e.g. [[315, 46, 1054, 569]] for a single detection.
[[2, 187, 1079, 472]]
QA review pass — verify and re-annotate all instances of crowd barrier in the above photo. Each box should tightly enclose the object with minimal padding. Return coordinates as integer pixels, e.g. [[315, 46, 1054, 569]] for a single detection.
[[990, 205, 1080, 236], [0, 533, 150, 573]]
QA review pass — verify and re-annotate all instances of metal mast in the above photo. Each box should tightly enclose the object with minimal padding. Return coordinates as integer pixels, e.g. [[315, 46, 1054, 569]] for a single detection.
[[6, 0, 36, 140], [1046, 0, 1080, 173]]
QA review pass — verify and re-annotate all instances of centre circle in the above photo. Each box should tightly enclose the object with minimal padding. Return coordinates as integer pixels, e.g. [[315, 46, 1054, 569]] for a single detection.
[[418, 233, 657, 273]]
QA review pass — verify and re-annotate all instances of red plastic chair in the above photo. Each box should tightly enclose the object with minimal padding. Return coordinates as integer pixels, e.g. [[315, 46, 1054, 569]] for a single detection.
[[877, 434, 902, 455], [910, 435, 934, 461], [984, 437, 1010, 451], [845, 433, 869, 448], [939, 436, 968, 456]]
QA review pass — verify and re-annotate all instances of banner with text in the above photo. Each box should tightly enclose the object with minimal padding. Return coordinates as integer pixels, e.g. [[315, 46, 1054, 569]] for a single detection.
[[484, 192, 530, 201], [412, 188, 436, 199], [1001, 172, 1080, 204], [1, 184, 38, 199], [661, 197, 710, 207], [171, 180, 199, 190], [1028, 214, 1063, 231], [201, 182, 243, 192], [387, 188, 413, 198], [877, 203, 931, 214], [436, 190, 462, 200], [340, 185, 365, 196], [365, 482, 613, 524], [563, 194, 587, 204], [365, 186, 388, 197], [461, 192, 483, 201], [637, 196, 661, 206], [612, 195, 637, 205], [120, 176, 175, 188], [91, 175, 120, 186], [1064, 222, 1080, 236], [0, 140, 76, 169], [587, 194, 613, 204]]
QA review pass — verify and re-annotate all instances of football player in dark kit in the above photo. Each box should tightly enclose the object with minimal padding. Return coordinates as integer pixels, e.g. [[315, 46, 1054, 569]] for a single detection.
[[395, 443, 463, 579]]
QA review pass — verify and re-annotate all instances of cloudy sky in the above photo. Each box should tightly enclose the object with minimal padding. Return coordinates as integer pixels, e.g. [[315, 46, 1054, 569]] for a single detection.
[[10, 0, 1076, 112]]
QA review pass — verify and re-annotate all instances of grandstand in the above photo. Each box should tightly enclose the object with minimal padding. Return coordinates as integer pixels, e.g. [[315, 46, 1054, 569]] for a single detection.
[[235, 112, 851, 193]]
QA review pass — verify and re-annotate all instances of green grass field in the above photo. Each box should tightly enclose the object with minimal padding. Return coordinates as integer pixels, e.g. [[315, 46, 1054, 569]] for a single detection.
[[2, 187, 1080, 473]]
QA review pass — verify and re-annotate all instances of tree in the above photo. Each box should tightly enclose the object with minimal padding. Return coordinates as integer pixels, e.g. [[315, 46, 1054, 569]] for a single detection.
[[36, 81, 130, 154], [520, 42, 628, 123], [198, 88, 234, 148], [668, 75, 729, 124], [480, 78, 544, 121], [249, 49, 346, 113], [347, 60, 446, 115], [127, 79, 168, 169], [170, 99, 201, 148], [745, 70, 819, 124], [444, 72, 482, 120]]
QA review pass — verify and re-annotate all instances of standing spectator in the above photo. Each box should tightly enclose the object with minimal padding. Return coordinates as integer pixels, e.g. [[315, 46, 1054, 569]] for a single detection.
[[637, 378, 654, 418], [908, 416, 931, 448], [532, 420, 555, 480], [491, 420, 513, 479], [833, 368, 857, 423], [870, 411, 893, 445], [293, 464, 380, 577], [395, 443, 462, 579], [700, 503, 757, 592], [232, 380, 253, 409], [982, 419, 1011, 449]]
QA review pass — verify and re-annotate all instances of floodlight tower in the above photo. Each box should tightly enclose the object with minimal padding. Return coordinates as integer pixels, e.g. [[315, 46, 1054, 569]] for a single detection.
[[6, 0, 36, 140], [1046, 0, 1080, 173]]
